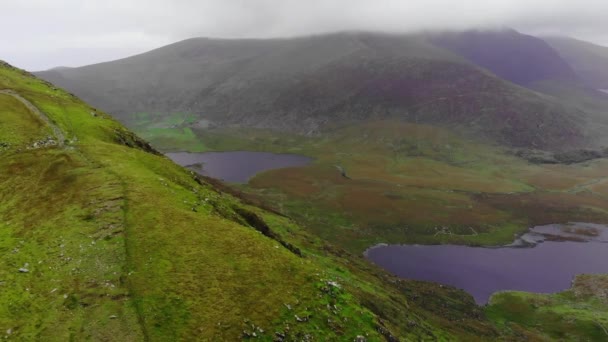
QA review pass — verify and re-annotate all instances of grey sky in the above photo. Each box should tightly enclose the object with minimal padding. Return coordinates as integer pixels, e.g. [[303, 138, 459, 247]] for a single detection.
[[2, 0, 608, 71]]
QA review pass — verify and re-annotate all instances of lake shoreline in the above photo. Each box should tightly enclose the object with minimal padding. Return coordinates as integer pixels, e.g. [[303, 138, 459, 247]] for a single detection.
[[166, 150, 312, 183], [364, 222, 608, 305]]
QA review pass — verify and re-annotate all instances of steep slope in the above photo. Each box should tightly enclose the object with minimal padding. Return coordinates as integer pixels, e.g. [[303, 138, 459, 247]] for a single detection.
[[427, 29, 578, 86], [1, 61, 507, 340], [544, 36, 608, 90], [528, 81, 608, 149], [37, 32, 588, 151]]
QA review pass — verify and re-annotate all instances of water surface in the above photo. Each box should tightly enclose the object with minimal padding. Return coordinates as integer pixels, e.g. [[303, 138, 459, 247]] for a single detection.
[[167, 151, 311, 183], [365, 223, 608, 304]]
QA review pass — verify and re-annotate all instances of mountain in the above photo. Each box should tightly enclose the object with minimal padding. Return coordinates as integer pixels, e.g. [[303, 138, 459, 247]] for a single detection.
[[1, 60, 505, 340], [544, 36, 608, 90], [37, 31, 590, 151], [427, 29, 579, 86], [6, 31, 608, 340]]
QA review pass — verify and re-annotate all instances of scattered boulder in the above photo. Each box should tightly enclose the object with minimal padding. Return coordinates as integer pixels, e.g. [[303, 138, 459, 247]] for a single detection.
[[295, 315, 309, 322], [327, 281, 341, 289], [274, 331, 286, 341], [27, 136, 59, 150], [334, 165, 351, 179]]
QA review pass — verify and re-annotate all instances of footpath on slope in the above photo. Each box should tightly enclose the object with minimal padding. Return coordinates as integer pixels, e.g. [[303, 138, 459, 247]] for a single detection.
[[0, 87, 148, 337], [0, 89, 66, 146]]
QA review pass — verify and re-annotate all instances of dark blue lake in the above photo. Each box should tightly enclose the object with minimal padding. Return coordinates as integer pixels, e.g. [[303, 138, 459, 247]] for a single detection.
[[365, 223, 608, 304], [166, 151, 312, 183]]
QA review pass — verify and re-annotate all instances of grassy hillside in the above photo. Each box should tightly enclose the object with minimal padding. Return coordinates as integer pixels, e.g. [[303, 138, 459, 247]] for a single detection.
[[0, 61, 518, 340], [487, 274, 608, 340], [544, 36, 608, 89], [36, 32, 591, 151]]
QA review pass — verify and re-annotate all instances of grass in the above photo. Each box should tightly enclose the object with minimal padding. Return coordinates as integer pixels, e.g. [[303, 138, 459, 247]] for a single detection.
[[0, 93, 51, 147], [486, 274, 608, 340], [0, 61, 510, 340], [190, 123, 608, 253], [129, 112, 207, 152]]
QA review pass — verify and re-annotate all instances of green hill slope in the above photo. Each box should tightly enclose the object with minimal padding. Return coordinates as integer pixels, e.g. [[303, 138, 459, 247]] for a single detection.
[[0, 61, 509, 340]]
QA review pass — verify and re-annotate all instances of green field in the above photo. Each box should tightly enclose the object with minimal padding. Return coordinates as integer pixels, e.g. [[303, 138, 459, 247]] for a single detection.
[[130, 112, 207, 152], [187, 123, 608, 253]]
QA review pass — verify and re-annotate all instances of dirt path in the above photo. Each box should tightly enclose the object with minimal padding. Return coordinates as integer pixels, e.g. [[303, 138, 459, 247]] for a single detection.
[[0, 89, 65, 146]]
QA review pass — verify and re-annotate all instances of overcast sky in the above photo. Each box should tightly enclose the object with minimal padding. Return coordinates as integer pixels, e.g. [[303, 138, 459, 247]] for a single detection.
[[2, 0, 608, 71]]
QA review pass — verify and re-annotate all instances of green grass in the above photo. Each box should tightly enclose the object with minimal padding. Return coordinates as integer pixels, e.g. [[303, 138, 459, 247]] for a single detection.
[[138, 127, 206, 152], [129, 112, 207, 152], [0, 62, 509, 340], [486, 275, 608, 340], [0, 93, 51, 147]]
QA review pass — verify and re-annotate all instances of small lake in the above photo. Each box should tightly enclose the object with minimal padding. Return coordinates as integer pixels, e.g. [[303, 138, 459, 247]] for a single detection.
[[365, 223, 608, 304], [166, 151, 312, 183]]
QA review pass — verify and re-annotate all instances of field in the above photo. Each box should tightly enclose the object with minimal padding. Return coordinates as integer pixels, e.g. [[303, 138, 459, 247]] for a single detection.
[[189, 122, 608, 253], [129, 112, 207, 152]]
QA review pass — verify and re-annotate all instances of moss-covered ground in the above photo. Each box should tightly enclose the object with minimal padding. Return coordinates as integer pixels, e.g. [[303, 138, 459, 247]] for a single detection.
[[486, 274, 608, 341]]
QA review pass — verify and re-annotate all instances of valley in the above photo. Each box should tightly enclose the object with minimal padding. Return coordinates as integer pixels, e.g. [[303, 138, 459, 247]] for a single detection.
[[8, 26, 608, 341], [178, 124, 608, 253], [4, 61, 500, 340]]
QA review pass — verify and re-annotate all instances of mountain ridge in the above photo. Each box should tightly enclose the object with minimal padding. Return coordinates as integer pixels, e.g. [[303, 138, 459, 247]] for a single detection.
[[36, 31, 592, 151], [427, 29, 579, 86]]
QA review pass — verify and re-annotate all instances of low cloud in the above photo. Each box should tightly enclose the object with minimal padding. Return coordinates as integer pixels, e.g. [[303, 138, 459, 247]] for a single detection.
[[2, 0, 608, 70]]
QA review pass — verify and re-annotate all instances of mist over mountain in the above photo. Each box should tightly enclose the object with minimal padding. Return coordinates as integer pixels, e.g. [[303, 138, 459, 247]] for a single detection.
[[6, 0, 608, 70], [428, 29, 579, 86]]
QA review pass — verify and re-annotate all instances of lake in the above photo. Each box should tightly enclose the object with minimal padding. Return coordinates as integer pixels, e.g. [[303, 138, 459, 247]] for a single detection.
[[365, 223, 608, 304], [166, 151, 312, 183]]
